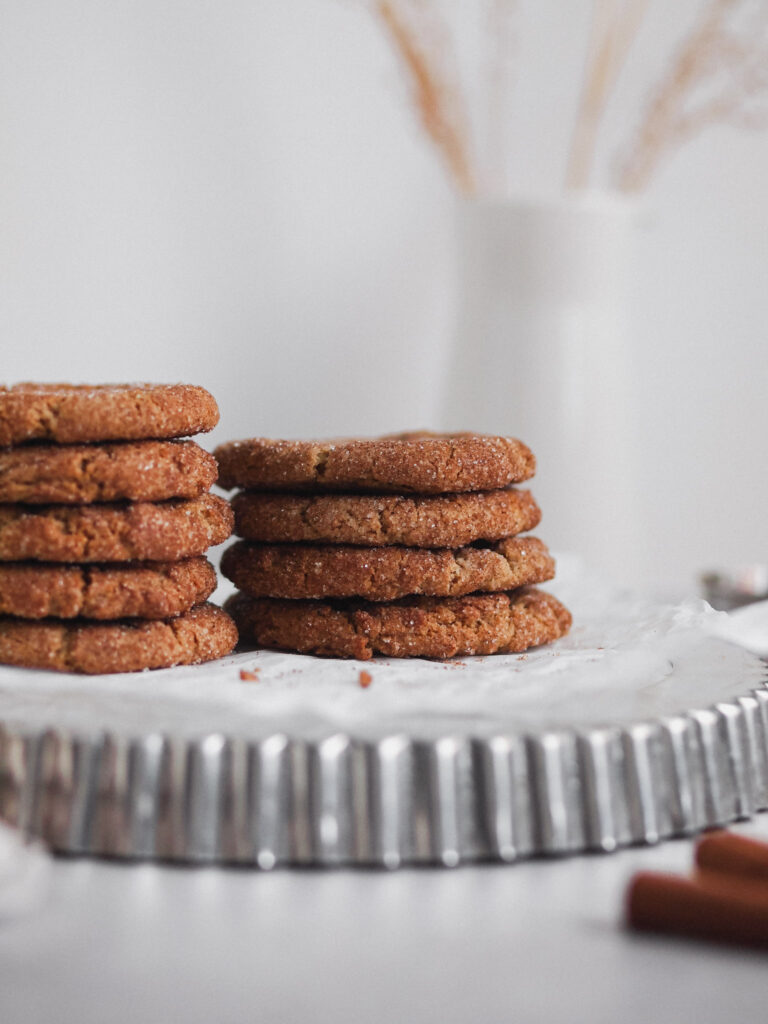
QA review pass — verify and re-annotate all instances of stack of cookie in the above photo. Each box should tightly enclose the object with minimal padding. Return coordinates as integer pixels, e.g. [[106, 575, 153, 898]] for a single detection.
[[215, 433, 571, 660], [0, 383, 237, 674]]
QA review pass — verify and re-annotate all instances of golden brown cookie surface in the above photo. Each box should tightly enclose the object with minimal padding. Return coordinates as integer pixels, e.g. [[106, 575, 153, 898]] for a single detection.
[[227, 587, 571, 660], [0, 602, 238, 674], [0, 440, 217, 504], [0, 383, 218, 445], [215, 433, 535, 494], [0, 558, 217, 619], [0, 494, 233, 563], [231, 488, 541, 548], [221, 536, 555, 601]]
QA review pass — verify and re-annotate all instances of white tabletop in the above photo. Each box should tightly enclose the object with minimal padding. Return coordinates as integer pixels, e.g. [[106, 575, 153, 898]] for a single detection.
[[2, 815, 768, 1023]]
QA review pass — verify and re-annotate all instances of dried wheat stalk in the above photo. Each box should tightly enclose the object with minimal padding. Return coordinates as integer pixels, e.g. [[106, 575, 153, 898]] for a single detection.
[[618, 0, 768, 192], [373, 0, 476, 193], [566, 0, 649, 190]]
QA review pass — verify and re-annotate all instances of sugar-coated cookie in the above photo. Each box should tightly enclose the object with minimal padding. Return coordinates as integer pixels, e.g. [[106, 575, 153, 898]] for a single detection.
[[231, 488, 541, 547], [0, 494, 233, 562], [0, 383, 218, 445], [221, 536, 555, 601], [0, 440, 217, 504], [0, 602, 238, 674], [215, 432, 535, 494], [0, 558, 217, 619], [227, 587, 571, 660]]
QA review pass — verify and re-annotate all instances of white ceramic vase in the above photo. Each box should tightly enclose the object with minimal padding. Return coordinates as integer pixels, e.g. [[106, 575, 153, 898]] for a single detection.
[[441, 195, 640, 586]]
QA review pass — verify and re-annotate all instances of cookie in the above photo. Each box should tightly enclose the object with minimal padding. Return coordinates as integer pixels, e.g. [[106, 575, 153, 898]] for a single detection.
[[0, 440, 218, 504], [227, 587, 571, 660], [0, 494, 233, 563], [214, 432, 535, 494], [0, 558, 217, 619], [0, 602, 238, 674], [221, 536, 555, 601], [0, 383, 218, 445], [231, 488, 541, 547]]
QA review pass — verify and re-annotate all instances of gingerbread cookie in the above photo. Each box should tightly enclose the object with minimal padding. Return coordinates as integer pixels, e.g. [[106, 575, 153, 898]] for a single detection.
[[227, 587, 571, 660], [215, 432, 535, 494], [0, 558, 217, 619], [221, 536, 554, 601], [0, 602, 238, 674], [0, 494, 233, 563], [0, 440, 218, 504], [0, 383, 218, 445], [231, 488, 541, 547]]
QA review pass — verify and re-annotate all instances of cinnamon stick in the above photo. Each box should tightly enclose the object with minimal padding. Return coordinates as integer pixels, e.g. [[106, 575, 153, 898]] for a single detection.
[[695, 831, 768, 885], [627, 870, 768, 949]]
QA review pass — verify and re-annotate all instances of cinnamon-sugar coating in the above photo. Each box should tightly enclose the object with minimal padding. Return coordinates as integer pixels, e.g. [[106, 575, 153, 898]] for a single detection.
[[0, 383, 218, 445], [0, 602, 237, 674], [0, 558, 217, 619], [0, 494, 233, 562], [231, 488, 541, 547], [221, 536, 555, 601], [0, 440, 217, 504], [215, 433, 535, 494], [227, 587, 572, 660]]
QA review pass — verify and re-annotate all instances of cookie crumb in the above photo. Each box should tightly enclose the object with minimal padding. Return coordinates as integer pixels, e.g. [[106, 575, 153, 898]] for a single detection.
[[358, 670, 373, 688], [239, 669, 259, 682]]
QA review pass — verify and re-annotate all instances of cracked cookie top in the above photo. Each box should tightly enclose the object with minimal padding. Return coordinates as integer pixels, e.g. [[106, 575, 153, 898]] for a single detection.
[[0, 558, 217, 620], [221, 535, 555, 601], [230, 488, 541, 547], [0, 440, 218, 504], [0, 383, 219, 445], [0, 602, 238, 674], [214, 432, 536, 494], [0, 494, 233, 563], [227, 587, 571, 660]]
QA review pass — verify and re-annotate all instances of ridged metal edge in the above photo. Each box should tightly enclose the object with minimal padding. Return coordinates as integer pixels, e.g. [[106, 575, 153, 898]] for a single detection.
[[1, 684, 767, 867]]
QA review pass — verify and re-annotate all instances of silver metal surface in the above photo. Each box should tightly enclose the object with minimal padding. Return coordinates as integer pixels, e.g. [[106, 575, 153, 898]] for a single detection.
[[1, 642, 767, 868]]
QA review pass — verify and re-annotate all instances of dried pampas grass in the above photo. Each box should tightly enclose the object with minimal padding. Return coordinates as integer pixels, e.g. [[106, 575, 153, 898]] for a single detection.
[[373, 0, 476, 193], [618, 0, 768, 191], [367, 0, 768, 194], [566, 0, 649, 190]]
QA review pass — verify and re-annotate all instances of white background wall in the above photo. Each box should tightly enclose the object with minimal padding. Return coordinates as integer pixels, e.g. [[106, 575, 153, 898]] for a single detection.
[[1, 1, 766, 594]]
